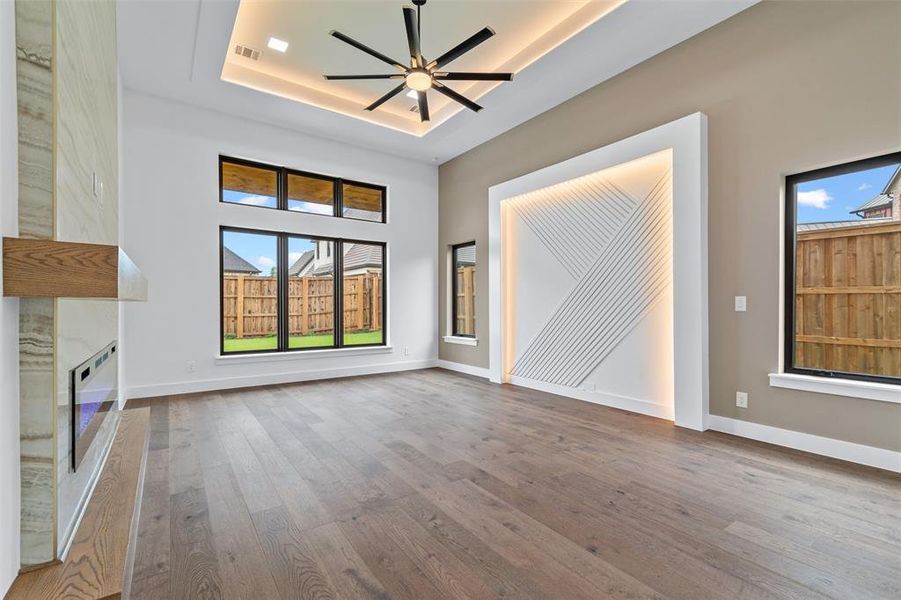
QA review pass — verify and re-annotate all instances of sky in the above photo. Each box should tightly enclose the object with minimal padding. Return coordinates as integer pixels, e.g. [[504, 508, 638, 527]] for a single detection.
[[795, 163, 897, 224], [223, 230, 316, 275]]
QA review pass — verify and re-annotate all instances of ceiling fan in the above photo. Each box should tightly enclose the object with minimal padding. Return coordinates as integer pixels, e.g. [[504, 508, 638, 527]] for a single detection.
[[323, 0, 513, 122]]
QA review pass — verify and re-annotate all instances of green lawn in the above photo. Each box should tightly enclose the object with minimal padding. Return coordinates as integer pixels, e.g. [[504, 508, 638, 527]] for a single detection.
[[223, 331, 383, 353]]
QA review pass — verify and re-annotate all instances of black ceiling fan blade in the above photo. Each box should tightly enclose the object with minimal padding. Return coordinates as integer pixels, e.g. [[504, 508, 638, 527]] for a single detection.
[[417, 91, 430, 122], [432, 81, 482, 112], [365, 83, 407, 111], [323, 74, 405, 80], [402, 7, 423, 68], [426, 27, 495, 70], [434, 72, 513, 81], [330, 30, 407, 71]]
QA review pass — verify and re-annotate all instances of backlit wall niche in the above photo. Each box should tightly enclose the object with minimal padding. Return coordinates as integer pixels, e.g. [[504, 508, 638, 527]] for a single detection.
[[502, 150, 674, 414]]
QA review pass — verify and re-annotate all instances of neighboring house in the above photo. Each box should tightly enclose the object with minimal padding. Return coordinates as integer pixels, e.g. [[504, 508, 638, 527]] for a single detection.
[[307, 240, 382, 277], [288, 249, 314, 276], [799, 164, 900, 232], [455, 244, 475, 267], [849, 164, 900, 221], [223, 247, 261, 275]]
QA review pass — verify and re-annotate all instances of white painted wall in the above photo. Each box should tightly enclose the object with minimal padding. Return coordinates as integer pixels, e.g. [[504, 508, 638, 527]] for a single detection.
[[0, 0, 21, 593], [121, 91, 438, 398]]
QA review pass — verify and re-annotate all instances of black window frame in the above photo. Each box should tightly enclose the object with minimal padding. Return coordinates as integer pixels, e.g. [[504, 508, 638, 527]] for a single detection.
[[220, 155, 387, 223], [220, 225, 387, 356], [451, 241, 476, 338], [783, 151, 900, 385]]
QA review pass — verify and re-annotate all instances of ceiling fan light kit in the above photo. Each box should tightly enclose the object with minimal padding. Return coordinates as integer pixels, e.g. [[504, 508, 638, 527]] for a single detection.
[[323, 0, 513, 123]]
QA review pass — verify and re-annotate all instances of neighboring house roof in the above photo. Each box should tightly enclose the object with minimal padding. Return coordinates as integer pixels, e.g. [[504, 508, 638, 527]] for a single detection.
[[311, 242, 382, 275], [798, 217, 891, 232], [288, 250, 314, 276], [849, 164, 900, 216], [222, 247, 260, 274], [455, 244, 475, 266], [342, 207, 380, 221], [850, 194, 892, 216]]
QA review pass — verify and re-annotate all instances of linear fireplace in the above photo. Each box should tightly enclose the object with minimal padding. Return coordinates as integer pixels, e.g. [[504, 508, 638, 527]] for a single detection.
[[70, 341, 118, 471]]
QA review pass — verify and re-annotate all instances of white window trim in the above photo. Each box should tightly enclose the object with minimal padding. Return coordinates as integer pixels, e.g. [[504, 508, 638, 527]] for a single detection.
[[216, 345, 393, 365], [768, 372, 899, 404], [443, 335, 477, 346]]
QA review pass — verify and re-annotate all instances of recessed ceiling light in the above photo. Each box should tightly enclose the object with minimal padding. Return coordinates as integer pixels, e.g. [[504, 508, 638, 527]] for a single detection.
[[267, 37, 288, 53], [405, 90, 418, 99]]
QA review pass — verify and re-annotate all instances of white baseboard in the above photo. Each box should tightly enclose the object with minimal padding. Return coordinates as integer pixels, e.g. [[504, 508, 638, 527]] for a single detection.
[[126, 359, 437, 400], [509, 375, 674, 421], [436, 359, 491, 379], [707, 415, 901, 473]]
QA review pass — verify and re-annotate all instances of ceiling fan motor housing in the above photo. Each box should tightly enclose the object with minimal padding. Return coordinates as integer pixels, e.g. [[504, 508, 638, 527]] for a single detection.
[[323, 0, 513, 122]]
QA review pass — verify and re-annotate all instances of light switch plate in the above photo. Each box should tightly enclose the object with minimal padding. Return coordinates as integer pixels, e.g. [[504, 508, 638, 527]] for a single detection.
[[735, 296, 747, 312], [736, 391, 748, 408]]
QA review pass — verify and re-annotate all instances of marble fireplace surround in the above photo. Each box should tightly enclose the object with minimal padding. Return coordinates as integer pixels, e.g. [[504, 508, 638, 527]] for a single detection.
[[16, 0, 120, 565]]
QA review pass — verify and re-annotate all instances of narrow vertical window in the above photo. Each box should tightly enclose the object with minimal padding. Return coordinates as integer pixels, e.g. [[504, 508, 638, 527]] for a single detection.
[[785, 152, 900, 383], [221, 229, 280, 353], [341, 241, 385, 346], [452, 242, 476, 338], [287, 237, 335, 349]]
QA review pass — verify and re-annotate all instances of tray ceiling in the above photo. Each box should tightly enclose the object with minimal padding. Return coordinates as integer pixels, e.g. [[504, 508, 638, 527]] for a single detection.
[[117, 0, 756, 162], [223, 0, 620, 136]]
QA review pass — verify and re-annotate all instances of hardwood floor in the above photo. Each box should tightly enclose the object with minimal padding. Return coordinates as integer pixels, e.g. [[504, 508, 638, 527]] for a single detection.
[[126, 369, 900, 600]]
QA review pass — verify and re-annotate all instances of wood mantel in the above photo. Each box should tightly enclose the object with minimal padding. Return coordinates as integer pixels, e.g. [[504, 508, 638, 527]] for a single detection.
[[2, 237, 147, 300]]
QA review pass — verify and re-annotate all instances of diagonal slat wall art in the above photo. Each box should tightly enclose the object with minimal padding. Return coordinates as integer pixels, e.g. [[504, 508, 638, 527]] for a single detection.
[[508, 176, 637, 279], [510, 167, 673, 388]]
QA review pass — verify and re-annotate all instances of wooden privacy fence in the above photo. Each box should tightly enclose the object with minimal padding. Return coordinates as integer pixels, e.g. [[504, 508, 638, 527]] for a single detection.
[[455, 265, 475, 334], [795, 221, 900, 377], [223, 273, 382, 338]]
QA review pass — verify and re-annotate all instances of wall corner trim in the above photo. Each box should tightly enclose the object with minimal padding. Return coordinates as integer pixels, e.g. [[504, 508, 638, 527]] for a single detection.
[[707, 415, 901, 473]]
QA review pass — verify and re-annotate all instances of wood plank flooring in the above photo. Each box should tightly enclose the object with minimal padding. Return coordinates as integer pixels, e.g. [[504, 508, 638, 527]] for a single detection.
[[125, 369, 901, 600]]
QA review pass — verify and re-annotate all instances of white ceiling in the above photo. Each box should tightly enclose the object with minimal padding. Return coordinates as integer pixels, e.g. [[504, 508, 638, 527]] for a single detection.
[[118, 0, 755, 164]]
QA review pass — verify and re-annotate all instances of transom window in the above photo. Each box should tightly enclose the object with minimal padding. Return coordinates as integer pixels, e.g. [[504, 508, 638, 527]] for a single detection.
[[220, 156, 386, 222], [784, 152, 900, 384]]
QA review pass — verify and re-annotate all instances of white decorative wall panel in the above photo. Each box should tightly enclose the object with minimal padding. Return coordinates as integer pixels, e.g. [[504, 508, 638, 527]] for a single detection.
[[505, 151, 673, 404]]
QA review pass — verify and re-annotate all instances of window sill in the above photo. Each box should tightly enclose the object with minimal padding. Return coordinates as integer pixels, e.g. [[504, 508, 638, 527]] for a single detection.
[[768, 373, 899, 404], [216, 345, 392, 365], [443, 335, 478, 347]]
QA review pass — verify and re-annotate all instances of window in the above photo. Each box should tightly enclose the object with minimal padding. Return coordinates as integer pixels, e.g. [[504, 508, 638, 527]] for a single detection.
[[220, 156, 386, 222], [785, 152, 900, 384], [341, 241, 385, 346], [452, 242, 476, 337], [342, 181, 385, 222], [287, 171, 334, 216], [288, 236, 334, 349], [221, 229, 280, 352], [220, 159, 278, 209], [221, 227, 386, 355]]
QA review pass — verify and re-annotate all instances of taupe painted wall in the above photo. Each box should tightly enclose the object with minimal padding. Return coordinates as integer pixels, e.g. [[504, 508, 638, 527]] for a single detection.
[[438, 1, 901, 451]]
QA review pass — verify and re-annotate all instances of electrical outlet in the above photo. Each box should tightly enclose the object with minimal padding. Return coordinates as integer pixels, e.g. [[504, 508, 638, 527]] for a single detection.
[[734, 296, 747, 312], [403, 346, 410, 356], [736, 391, 748, 408], [186, 360, 197, 373]]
